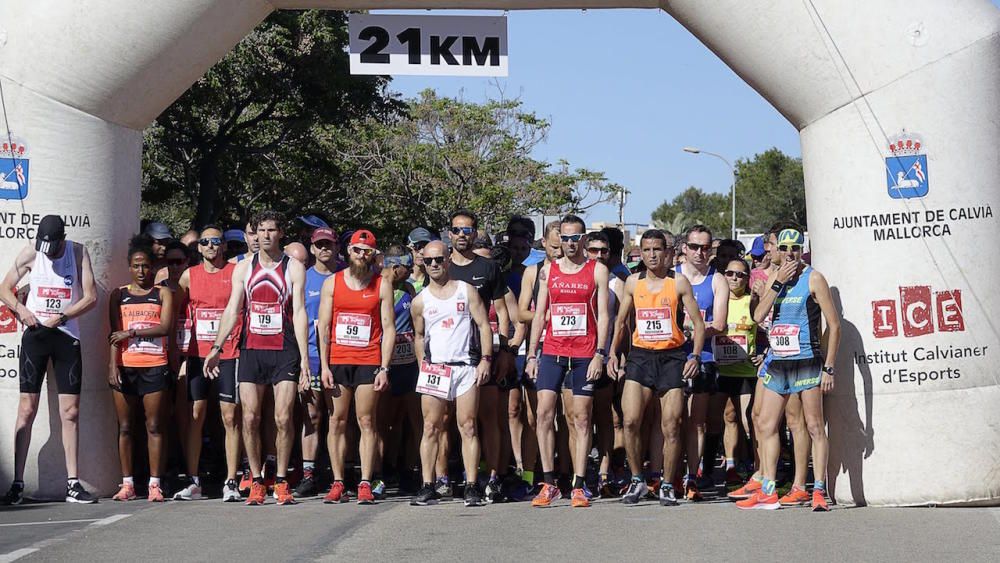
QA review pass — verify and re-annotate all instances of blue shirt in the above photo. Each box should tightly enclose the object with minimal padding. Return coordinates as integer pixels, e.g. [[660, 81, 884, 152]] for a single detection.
[[766, 266, 821, 362], [305, 267, 333, 361], [676, 263, 717, 363]]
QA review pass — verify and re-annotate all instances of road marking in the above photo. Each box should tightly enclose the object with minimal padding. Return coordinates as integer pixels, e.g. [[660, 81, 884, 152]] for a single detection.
[[0, 549, 38, 563], [89, 514, 131, 527], [0, 518, 99, 528], [0, 513, 130, 562]]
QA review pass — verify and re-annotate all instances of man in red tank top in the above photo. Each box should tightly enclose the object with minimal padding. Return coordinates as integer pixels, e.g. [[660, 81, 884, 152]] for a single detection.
[[526, 214, 610, 509], [317, 229, 396, 505], [206, 210, 310, 506], [175, 225, 243, 502]]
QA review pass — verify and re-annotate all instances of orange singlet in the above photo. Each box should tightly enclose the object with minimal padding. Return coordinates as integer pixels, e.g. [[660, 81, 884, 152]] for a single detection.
[[329, 271, 383, 366], [117, 285, 168, 368], [631, 272, 685, 351]]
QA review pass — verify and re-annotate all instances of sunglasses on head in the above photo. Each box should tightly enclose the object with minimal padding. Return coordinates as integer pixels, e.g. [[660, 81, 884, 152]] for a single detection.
[[778, 244, 803, 252], [587, 246, 610, 255], [199, 237, 222, 247], [422, 256, 446, 266], [724, 270, 749, 279], [450, 226, 475, 236], [560, 234, 584, 243], [350, 246, 374, 257], [686, 242, 711, 253]]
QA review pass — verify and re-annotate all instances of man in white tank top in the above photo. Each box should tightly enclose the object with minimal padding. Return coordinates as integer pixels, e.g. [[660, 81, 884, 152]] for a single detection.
[[410, 241, 494, 508], [0, 215, 98, 505]]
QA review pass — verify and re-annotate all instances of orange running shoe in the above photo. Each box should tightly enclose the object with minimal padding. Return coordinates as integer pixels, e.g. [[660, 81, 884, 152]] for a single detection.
[[357, 481, 375, 505], [812, 489, 830, 512], [147, 483, 164, 502], [324, 481, 348, 504], [570, 488, 590, 508], [728, 478, 762, 500], [645, 478, 661, 500], [274, 481, 296, 505], [246, 481, 267, 506], [113, 483, 136, 501], [779, 485, 810, 506], [685, 480, 703, 502], [238, 472, 252, 496], [531, 483, 562, 508], [736, 490, 780, 510]]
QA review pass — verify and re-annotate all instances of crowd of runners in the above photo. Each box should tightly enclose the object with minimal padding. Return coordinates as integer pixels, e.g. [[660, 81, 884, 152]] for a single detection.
[[0, 209, 840, 511]]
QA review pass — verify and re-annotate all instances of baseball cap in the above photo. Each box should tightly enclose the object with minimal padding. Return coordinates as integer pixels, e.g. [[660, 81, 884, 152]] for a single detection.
[[36, 215, 66, 254], [298, 215, 329, 229], [144, 222, 172, 241], [750, 235, 766, 257], [407, 227, 438, 246], [311, 227, 337, 244], [349, 229, 377, 250], [223, 229, 245, 243], [777, 229, 805, 246]]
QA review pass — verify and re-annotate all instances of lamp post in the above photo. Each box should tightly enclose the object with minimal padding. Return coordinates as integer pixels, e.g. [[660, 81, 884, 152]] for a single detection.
[[683, 147, 736, 239]]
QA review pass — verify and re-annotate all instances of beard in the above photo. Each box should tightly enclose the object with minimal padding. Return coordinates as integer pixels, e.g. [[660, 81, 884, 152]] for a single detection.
[[349, 258, 371, 279]]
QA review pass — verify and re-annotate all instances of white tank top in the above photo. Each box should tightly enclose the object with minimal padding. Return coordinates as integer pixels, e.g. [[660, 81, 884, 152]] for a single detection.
[[26, 243, 82, 339], [422, 281, 474, 364]]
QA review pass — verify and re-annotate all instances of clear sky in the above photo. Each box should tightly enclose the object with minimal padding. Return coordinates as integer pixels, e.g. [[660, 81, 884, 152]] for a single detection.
[[380, 4, 1000, 228]]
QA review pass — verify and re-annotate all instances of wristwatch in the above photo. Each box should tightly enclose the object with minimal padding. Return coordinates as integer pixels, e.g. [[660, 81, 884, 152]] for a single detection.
[[594, 348, 607, 359], [822, 365, 835, 376], [687, 353, 702, 363], [210, 344, 222, 353], [482, 355, 494, 363], [770, 281, 784, 293], [374, 366, 388, 376]]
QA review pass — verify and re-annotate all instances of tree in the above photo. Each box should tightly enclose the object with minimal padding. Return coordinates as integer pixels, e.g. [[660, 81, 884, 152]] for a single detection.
[[334, 89, 622, 241], [734, 148, 806, 232], [651, 186, 729, 237], [142, 10, 402, 232]]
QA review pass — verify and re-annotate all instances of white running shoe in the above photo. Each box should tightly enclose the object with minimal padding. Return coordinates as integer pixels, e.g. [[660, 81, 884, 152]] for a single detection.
[[173, 483, 202, 501], [222, 480, 241, 502]]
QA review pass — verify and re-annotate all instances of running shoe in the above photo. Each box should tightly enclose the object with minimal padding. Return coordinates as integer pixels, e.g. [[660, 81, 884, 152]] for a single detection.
[[725, 467, 742, 486], [246, 481, 267, 506], [65, 482, 97, 504], [371, 479, 386, 500], [685, 480, 703, 502], [735, 490, 780, 510], [293, 472, 318, 498], [581, 483, 594, 500], [507, 480, 531, 502], [357, 481, 375, 505], [728, 478, 762, 500], [464, 482, 484, 507], [173, 481, 202, 501], [530, 483, 562, 508], [779, 485, 810, 506], [598, 479, 618, 499], [811, 489, 830, 512], [262, 463, 277, 490], [696, 474, 715, 491], [435, 478, 451, 498], [147, 483, 164, 502], [620, 479, 648, 505], [324, 481, 348, 504], [113, 483, 136, 501], [238, 472, 252, 496], [222, 480, 241, 502], [274, 481, 296, 505], [658, 483, 679, 507], [645, 477, 661, 500], [484, 478, 501, 504], [2, 483, 24, 505], [570, 488, 590, 508], [411, 484, 442, 506]]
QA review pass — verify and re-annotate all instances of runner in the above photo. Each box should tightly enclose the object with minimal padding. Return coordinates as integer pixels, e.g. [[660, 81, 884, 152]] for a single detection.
[[206, 210, 310, 506], [294, 227, 342, 498], [144, 221, 173, 277], [446, 210, 511, 501], [317, 229, 395, 505], [409, 241, 493, 507], [737, 227, 840, 511], [406, 227, 437, 293], [174, 225, 244, 501], [675, 225, 729, 501], [499, 223, 532, 500], [0, 216, 98, 505], [229, 221, 260, 264], [526, 214, 610, 508], [609, 229, 704, 506], [107, 238, 175, 502]]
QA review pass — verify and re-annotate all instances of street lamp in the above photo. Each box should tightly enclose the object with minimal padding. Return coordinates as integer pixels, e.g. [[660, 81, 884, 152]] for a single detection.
[[683, 147, 736, 239]]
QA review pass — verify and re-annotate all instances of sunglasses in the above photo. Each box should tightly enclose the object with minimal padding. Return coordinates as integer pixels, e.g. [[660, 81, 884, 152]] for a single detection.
[[686, 242, 712, 253], [350, 246, 374, 257], [314, 240, 336, 250], [199, 237, 222, 247], [587, 247, 610, 255], [450, 226, 475, 236], [410, 241, 429, 251], [724, 270, 749, 279], [167, 258, 187, 266], [778, 244, 803, 252], [422, 256, 446, 266], [560, 234, 584, 243]]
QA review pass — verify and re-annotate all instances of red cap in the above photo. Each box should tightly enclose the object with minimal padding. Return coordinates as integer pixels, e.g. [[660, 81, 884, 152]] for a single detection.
[[311, 227, 337, 244], [349, 229, 377, 250]]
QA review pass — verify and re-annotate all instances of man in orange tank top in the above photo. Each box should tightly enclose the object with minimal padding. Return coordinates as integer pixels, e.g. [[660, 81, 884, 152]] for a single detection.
[[317, 229, 396, 505], [608, 229, 705, 506]]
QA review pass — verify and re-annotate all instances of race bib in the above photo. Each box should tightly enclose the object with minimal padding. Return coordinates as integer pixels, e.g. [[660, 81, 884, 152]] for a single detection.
[[636, 307, 673, 342], [551, 303, 587, 337], [714, 334, 749, 365], [392, 331, 416, 365], [249, 301, 282, 335], [176, 317, 192, 353], [769, 324, 801, 357], [416, 361, 453, 400], [36, 286, 72, 316], [127, 321, 164, 355], [683, 308, 707, 332], [335, 312, 372, 347], [490, 319, 500, 347], [195, 308, 223, 341]]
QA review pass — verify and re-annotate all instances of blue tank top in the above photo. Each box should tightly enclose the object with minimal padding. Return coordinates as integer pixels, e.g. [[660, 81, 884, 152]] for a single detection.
[[676, 263, 716, 363], [394, 288, 414, 333], [305, 267, 333, 360], [506, 270, 522, 300], [767, 266, 821, 361]]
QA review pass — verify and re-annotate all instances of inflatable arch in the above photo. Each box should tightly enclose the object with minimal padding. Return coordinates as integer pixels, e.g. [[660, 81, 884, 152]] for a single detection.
[[0, 0, 997, 507]]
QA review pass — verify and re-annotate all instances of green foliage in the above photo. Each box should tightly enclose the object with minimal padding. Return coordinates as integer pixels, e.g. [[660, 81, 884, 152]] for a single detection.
[[652, 186, 730, 237]]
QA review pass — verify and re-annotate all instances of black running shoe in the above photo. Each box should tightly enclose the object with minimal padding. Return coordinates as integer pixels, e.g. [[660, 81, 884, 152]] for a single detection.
[[1, 483, 24, 506], [464, 482, 484, 507], [411, 484, 442, 506], [293, 474, 318, 498], [66, 482, 97, 504]]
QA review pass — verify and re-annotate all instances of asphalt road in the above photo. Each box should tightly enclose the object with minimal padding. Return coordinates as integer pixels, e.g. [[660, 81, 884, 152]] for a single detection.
[[1, 494, 999, 562]]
